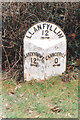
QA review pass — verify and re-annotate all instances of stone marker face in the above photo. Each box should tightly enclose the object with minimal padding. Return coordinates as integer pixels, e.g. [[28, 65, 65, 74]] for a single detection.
[[24, 22, 67, 81]]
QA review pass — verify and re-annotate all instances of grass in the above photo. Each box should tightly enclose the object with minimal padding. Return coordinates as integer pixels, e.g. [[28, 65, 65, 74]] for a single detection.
[[1, 76, 78, 118]]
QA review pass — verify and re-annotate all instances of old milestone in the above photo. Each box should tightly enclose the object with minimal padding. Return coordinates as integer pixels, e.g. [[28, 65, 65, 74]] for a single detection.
[[24, 22, 67, 81]]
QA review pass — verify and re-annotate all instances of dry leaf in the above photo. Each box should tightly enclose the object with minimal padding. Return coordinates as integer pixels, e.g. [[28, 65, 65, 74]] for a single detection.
[[35, 115, 40, 118], [14, 84, 21, 91], [8, 92, 14, 96], [5, 103, 8, 107], [48, 104, 58, 109], [51, 107, 61, 112], [20, 91, 26, 97], [51, 111, 55, 114], [36, 94, 39, 97], [6, 107, 10, 110], [14, 86, 18, 91], [29, 110, 33, 113], [49, 104, 62, 113], [68, 113, 72, 118], [5, 103, 12, 110], [62, 87, 67, 90], [52, 81, 54, 85], [26, 98, 28, 101]]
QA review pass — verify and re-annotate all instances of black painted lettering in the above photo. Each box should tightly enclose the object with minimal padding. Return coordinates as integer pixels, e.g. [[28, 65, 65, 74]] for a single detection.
[[48, 55, 51, 59], [33, 27, 38, 32], [39, 54, 43, 59], [42, 30, 49, 36], [35, 52, 38, 56], [62, 53, 65, 58], [49, 54, 52, 58], [42, 30, 44, 36], [30, 57, 40, 67], [25, 54, 27, 58], [29, 31, 34, 35], [45, 56, 48, 60], [45, 30, 49, 36], [55, 58, 58, 63], [26, 35, 32, 39], [31, 52, 33, 56], [58, 33, 64, 38], [53, 64, 60, 67], [52, 53, 55, 56], [57, 31, 61, 34], [49, 25, 53, 31], [37, 24, 42, 30], [42, 57, 44, 60], [31, 57, 33, 63], [43, 23, 46, 29], [41, 57, 44, 63], [53, 27, 57, 34], [33, 52, 36, 56], [31, 57, 38, 64], [47, 24, 50, 29], [28, 52, 29, 56]]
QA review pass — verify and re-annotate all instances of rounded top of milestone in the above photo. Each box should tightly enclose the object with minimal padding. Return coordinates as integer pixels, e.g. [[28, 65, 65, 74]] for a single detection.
[[24, 22, 66, 49], [25, 22, 66, 39]]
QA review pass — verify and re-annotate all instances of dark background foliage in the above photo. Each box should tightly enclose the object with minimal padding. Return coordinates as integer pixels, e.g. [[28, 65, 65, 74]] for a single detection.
[[2, 2, 80, 81]]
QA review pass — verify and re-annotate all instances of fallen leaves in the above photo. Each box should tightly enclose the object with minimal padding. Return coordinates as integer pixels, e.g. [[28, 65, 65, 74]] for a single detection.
[[69, 99, 72, 103], [28, 110, 33, 113], [20, 91, 26, 97], [68, 113, 72, 118], [14, 84, 22, 91], [2, 73, 78, 118], [6, 107, 10, 110], [62, 87, 67, 90], [8, 92, 14, 96], [52, 81, 54, 85], [8, 84, 22, 96], [5, 103, 12, 110], [26, 109, 34, 114], [51, 111, 55, 115], [65, 113, 72, 118], [48, 104, 63, 113], [51, 107, 62, 112], [51, 106, 62, 113], [36, 93, 39, 97], [35, 115, 40, 118]]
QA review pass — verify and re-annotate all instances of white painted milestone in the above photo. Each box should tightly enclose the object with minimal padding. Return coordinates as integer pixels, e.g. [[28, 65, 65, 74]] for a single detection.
[[24, 22, 67, 81]]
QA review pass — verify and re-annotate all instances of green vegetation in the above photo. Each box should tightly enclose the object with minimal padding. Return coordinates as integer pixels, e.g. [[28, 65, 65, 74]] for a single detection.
[[2, 76, 78, 118]]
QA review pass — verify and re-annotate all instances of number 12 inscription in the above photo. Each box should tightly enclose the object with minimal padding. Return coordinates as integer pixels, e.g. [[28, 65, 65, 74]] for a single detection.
[[30, 58, 38, 67], [42, 30, 49, 37]]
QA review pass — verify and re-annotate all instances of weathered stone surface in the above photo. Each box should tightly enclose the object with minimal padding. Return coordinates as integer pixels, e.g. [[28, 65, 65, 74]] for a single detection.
[[24, 22, 67, 81]]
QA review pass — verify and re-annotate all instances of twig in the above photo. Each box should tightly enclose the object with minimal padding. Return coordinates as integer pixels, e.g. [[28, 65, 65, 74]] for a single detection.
[[2, 44, 10, 70], [6, 58, 20, 76], [12, 70, 19, 79], [5, 46, 22, 75]]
